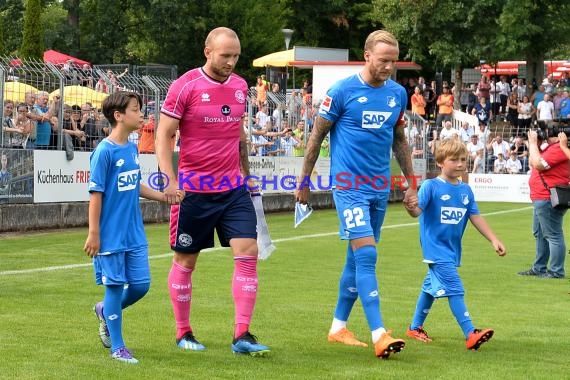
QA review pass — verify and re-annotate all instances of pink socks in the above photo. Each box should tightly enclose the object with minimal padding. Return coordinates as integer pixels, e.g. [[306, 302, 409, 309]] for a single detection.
[[232, 256, 258, 338], [168, 261, 193, 340]]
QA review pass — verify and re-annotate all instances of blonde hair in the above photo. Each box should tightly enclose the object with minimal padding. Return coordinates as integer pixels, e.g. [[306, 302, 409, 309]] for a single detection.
[[364, 30, 398, 51], [435, 138, 468, 164]]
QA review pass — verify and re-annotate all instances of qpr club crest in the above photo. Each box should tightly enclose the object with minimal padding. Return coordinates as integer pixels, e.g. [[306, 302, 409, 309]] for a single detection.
[[178, 233, 193, 247], [386, 96, 397, 108], [221, 105, 231, 116], [235, 89, 245, 103]]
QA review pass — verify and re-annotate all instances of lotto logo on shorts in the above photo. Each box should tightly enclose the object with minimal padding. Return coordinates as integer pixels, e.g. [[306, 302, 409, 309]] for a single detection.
[[361, 111, 392, 129], [117, 169, 140, 192], [440, 207, 467, 224]]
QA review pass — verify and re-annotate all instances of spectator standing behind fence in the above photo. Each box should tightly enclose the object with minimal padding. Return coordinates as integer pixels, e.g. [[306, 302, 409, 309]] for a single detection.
[[411, 86, 426, 117], [472, 96, 492, 128], [81, 104, 101, 149], [155, 27, 270, 356], [3, 100, 26, 149], [472, 149, 485, 173], [536, 94, 555, 124], [287, 90, 302, 126], [292, 120, 305, 157], [255, 104, 269, 129], [33, 92, 52, 149], [506, 92, 519, 134], [424, 81, 436, 121], [96, 77, 108, 93], [489, 80, 500, 118], [435, 85, 454, 129], [498, 76, 511, 116], [138, 114, 155, 153], [517, 95, 534, 136], [295, 29, 417, 359], [560, 90, 570, 119], [531, 85, 546, 110], [518, 130, 569, 279], [0, 151, 12, 203], [61, 105, 86, 149], [477, 75, 491, 102], [255, 76, 267, 110]]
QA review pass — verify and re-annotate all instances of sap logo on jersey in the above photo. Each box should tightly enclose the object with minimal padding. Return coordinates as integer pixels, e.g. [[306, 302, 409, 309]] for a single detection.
[[440, 207, 467, 224], [362, 111, 392, 129], [118, 169, 140, 191]]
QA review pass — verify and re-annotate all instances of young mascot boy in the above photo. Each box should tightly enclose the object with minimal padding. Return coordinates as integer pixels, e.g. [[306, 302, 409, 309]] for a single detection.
[[404, 138, 506, 350], [84, 91, 180, 363]]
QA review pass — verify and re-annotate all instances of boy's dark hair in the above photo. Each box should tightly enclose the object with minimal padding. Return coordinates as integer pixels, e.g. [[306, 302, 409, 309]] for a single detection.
[[102, 91, 142, 127]]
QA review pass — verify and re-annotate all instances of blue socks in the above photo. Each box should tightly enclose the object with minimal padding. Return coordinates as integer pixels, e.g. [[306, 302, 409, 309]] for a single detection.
[[333, 245, 358, 321], [104, 285, 125, 351], [410, 293, 474, 338], [104, 282, 150, 351], [122, 283, 150, 308], [410, 291, 435, 330], [353, 245, 383, 331], [448, 295, 474, 338]]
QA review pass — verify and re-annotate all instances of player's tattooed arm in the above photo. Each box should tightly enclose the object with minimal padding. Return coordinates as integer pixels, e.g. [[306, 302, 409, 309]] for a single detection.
[[299, 116, 332, 179], [392, 125, 415, 180]]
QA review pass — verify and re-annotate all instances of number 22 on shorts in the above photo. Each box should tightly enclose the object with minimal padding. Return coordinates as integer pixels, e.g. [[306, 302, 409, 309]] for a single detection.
[[343, 207, 365, 229]]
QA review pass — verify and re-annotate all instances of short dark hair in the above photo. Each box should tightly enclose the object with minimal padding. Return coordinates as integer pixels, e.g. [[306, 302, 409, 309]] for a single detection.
[[102, 91, 142, 127]]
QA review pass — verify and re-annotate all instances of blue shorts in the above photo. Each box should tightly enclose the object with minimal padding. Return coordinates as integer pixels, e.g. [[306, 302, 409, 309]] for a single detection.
[[332, 189, 388, 242], [421, 263, 465, 298], [170, 186, 257, 253], [93, 246, 150, 286]]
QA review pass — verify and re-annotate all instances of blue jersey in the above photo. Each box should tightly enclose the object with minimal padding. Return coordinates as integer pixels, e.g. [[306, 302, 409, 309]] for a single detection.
[[318, 74, 407, 193], [89, 139, 147, 253], [418, 177, 479, 266]]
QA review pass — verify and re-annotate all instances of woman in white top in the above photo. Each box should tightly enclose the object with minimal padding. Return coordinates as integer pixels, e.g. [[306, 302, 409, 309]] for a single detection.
[[517, 95, 533, 136]]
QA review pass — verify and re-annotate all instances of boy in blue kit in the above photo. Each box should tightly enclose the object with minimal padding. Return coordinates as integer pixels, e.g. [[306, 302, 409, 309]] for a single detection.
[[84, 92, 179, 364], [404, 138, 506, 350]]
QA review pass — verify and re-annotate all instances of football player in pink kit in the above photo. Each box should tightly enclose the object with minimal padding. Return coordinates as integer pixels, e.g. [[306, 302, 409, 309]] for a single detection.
[[155, 27, 269, 356]]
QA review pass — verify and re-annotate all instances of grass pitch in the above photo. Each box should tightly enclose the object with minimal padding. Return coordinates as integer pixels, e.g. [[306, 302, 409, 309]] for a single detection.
[[0, 202, 568, 379]]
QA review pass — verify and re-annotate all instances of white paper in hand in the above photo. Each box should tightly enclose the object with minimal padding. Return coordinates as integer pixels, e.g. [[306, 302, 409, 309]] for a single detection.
[[251, 193, 276, 260], [294, 202, 313, 228]]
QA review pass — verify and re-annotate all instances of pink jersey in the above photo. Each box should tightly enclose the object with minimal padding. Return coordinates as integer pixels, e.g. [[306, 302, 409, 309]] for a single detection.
[[162, 68, 248, 193]]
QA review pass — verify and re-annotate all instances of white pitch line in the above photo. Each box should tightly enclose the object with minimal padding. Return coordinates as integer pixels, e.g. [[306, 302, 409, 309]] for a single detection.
[[0, 206, 532, 277]]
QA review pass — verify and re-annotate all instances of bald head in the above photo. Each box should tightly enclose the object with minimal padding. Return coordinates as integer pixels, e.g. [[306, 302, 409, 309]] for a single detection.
[[203, 27, 241, 82], [205, 27, 239, 48]]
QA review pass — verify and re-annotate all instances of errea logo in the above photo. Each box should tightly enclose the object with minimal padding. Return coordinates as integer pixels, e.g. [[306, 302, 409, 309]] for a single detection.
[[440, 207, 467, 224], [362, 111, 392, 129]]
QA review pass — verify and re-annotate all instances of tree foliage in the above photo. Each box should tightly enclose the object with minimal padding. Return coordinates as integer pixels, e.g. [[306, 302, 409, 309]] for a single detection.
[[20, 0, 45, 59], [2, 0, 569, 86]]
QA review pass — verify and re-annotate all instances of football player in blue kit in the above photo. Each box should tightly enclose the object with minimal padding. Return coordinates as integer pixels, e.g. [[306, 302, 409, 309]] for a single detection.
[[295, 30, 418, 359]]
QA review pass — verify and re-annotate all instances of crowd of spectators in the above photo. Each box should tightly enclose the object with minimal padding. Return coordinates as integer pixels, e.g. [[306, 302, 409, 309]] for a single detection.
[[401, 71, 570, 175]]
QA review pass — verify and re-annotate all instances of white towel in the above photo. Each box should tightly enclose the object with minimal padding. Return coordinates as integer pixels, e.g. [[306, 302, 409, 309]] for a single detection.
[[251, 193, 276, 260]]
